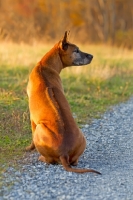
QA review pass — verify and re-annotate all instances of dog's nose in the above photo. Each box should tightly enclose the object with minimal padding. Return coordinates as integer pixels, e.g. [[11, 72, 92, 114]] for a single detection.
[[89, 54, 93, 59], [86, 54, 93, 60]]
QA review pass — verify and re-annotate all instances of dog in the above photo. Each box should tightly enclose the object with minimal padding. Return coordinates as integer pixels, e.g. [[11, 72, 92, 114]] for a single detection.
[[26, 31, 101, 174]]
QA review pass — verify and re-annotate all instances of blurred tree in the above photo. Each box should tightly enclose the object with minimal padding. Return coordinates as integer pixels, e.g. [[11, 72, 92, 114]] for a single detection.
[[0, 0, 133, 48]]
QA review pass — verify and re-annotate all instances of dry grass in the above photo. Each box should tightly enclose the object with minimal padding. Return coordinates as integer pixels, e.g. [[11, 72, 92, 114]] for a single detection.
[[0, 41, 51, 68], [1, 41, 133, 69]]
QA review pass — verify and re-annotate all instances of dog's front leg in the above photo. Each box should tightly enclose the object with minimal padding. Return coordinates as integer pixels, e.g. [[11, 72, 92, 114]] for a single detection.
[[26, 120, 36, 151]]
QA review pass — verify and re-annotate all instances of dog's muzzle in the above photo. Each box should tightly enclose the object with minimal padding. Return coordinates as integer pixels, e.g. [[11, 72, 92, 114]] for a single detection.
[[72, 51, 93, 66]]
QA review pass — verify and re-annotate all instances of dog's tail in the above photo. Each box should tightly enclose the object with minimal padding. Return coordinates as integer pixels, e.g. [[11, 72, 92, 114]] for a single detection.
[[60, 155, 101, 174]]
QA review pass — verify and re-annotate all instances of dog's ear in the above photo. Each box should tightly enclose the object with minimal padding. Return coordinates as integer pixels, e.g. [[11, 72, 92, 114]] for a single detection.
[[60, 31, 70, 51]]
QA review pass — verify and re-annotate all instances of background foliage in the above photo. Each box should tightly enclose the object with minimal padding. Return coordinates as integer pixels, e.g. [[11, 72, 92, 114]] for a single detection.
[[0, 0, 133, 48]]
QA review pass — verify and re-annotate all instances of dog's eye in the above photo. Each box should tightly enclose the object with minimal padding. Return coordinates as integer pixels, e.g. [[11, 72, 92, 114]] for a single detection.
[[74, 49, 79, 53]]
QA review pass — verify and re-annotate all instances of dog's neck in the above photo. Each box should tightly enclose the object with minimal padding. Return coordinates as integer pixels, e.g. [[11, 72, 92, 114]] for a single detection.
[[40, 44, 63, 74]]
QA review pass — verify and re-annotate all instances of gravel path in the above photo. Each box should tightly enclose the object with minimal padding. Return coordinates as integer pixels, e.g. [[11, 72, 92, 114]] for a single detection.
[[1, 97, 133, 200]]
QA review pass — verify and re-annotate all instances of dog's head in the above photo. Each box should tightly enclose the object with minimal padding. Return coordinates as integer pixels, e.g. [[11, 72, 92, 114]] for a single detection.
[[58, 31, 93, 67]]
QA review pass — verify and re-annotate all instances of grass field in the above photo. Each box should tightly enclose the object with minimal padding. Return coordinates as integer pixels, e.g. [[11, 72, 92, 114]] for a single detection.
[[0, 42, 133, 170]]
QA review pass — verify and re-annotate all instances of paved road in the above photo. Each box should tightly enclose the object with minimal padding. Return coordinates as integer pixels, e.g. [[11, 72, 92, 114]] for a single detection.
[[1, 97, 133, 200]]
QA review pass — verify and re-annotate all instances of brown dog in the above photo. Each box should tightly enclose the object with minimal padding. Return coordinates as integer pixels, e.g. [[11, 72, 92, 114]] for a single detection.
[[26, 31, 101, 174]]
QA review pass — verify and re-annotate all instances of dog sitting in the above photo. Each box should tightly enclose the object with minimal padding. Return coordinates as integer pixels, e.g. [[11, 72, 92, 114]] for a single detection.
[[26, 31, 101, 174]]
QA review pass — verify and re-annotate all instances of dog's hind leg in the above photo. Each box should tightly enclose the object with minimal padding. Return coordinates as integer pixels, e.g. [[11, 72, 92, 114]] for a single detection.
[[26, 120, 36, 151]]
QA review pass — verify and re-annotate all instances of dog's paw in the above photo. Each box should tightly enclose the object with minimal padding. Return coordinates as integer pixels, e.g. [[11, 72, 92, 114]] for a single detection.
[[25, 143, 35, 151], [38, 155, 47, 162]]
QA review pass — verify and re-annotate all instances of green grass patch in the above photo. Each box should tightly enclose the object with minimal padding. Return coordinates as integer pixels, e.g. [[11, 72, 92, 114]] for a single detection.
[[61, 73, 133, 124], [0, 42, 133, 171], [0, 66, 31, 171]]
